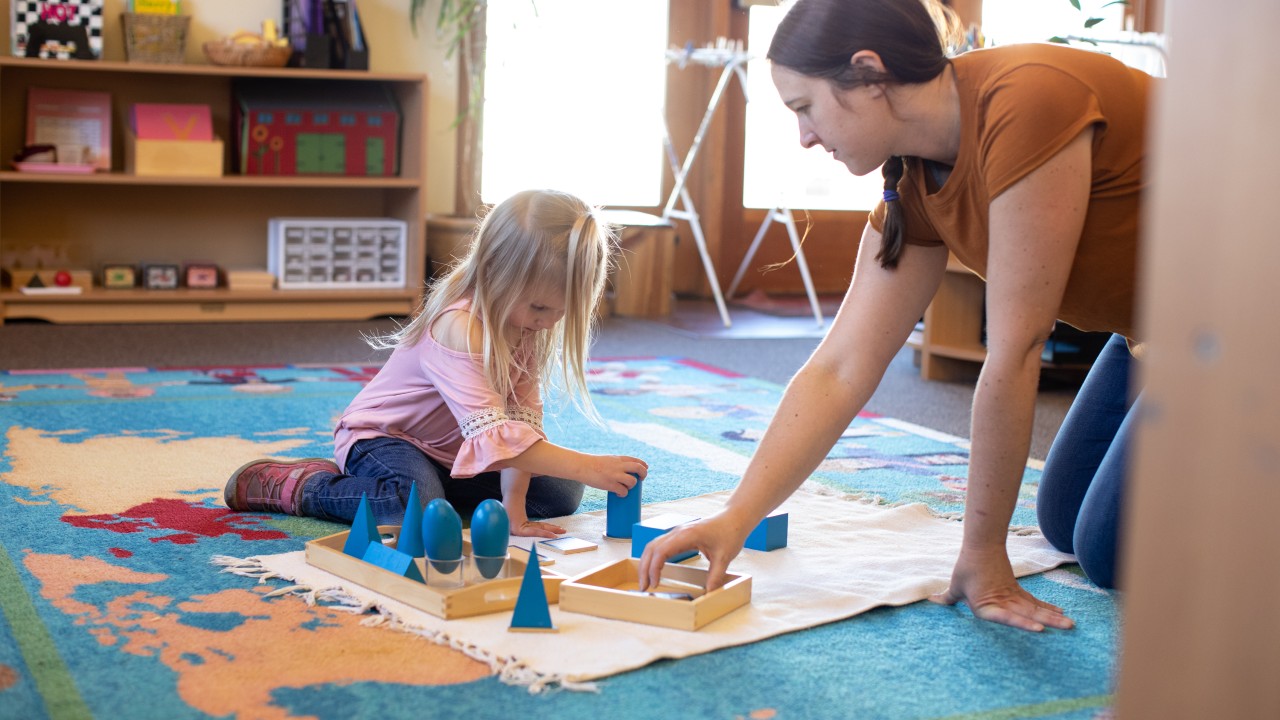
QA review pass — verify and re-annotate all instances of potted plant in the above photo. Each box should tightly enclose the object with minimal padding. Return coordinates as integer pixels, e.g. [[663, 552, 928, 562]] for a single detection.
[[410, 0, 488, 275]]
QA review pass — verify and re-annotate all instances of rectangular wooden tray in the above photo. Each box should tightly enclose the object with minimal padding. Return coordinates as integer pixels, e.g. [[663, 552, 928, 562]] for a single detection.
[[305, 525, 564, 620], [558, 558, 751, 631]]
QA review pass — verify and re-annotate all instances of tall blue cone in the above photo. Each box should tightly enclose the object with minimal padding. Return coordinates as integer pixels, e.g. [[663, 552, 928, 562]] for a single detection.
[[397, 484, 426, 558], [342, 493, 381, 558], [508, 543, 556, 632]]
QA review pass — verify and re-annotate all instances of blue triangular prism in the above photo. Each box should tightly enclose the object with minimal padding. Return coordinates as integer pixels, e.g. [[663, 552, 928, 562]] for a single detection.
[[342, 493, 380, 558], [397, 484, 426, 558], [509, 544, 554, 631]]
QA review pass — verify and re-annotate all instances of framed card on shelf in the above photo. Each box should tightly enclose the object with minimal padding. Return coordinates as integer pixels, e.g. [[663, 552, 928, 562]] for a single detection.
[[183, 263, 220, 289], [26, 87, 111, 171], [142, 264, 179, 290]]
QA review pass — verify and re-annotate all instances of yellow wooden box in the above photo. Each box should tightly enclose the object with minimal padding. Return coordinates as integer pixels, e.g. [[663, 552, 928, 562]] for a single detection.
[[125, 131, 224, 177], [558, 558, 751, 631], [305, 525, 565, 620]]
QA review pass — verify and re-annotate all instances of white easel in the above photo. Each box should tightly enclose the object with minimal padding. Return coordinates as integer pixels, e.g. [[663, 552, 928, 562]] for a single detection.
[[663, 40, 824, 328]]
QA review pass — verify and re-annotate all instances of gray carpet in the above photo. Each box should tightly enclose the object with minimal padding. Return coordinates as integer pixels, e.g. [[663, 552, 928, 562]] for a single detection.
[[0, 300, 1077, 459]]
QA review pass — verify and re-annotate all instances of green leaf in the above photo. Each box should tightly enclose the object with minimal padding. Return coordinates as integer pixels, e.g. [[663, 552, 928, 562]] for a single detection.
[[1101, 0, 1130, 7], [1069, 0, 1082, 10], [1084, 16, 1105, 28], [1048, 36, 1069, 44]]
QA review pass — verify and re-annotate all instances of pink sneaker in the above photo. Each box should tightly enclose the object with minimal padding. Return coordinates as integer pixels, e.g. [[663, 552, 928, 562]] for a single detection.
[[224, 458, 338, 515]]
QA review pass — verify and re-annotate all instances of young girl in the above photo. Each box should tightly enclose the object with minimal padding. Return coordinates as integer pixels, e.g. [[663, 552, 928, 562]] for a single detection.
[[641, 0, 1153, 632], [225, 189, 647, 537]]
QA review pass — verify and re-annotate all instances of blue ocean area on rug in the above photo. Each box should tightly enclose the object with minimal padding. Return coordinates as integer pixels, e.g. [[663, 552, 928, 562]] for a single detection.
[[0, 359, 1117, 720]]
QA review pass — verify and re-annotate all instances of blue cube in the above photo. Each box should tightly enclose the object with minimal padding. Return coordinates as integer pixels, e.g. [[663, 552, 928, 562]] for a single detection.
[[744, 512, 788, 552], [630, 512, 699, 563]]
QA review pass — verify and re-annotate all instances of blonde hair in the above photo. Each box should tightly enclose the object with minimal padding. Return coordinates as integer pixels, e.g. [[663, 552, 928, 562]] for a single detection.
[[372, 189, 614, 420]]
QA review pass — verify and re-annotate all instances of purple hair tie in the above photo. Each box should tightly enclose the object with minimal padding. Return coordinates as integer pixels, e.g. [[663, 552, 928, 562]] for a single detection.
[[883, 189, 900, 203]]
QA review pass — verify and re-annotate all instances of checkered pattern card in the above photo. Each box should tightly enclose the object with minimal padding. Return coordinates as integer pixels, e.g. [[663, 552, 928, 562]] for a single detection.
[[11, 0, 105, 59]]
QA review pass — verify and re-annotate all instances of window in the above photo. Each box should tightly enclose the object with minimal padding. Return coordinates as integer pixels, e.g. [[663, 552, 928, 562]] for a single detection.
[[980, 0, 1127, 47], [742, 4, 882, 212], [480, 1, 670, 207]]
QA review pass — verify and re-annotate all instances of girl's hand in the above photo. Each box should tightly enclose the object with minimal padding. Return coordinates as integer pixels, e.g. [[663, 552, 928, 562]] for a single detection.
[[929, 545, 1075, 632], [581, 455, 648, 496], [509, 519, 565, 539], [637, 511, 750, 592]]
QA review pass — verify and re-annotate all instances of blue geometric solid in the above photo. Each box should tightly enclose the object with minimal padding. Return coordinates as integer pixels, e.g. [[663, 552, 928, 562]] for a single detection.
[[342, 493, 382, 557], [509, 543, 555, 631]]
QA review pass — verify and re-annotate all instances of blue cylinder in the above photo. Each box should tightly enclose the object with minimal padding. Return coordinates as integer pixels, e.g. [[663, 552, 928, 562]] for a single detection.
[[605, 473, 643, 539]]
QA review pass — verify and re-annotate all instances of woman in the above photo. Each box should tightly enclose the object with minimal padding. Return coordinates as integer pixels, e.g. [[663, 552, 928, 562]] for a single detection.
[[639, 0, 1152, 632]]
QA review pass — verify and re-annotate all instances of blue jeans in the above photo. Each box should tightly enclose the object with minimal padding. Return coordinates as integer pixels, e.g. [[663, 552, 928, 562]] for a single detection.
[[1037, 334, 1139, 589], [298, 436, 584, 526]]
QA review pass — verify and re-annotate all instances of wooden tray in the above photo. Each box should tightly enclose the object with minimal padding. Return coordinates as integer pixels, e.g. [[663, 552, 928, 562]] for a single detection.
[[305, 525, 565, 620], [558, 558, 751, 631]]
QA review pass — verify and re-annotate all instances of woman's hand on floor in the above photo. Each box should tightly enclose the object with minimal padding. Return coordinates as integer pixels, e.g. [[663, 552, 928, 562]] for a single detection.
[[929, 545, 1075, 632]]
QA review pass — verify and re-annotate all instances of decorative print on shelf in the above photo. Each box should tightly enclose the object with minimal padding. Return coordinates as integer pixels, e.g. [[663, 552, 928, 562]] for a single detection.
[[11, 0, 105, 59]]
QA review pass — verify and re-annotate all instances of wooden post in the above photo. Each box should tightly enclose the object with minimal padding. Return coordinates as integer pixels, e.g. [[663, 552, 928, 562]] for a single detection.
[[1117, 0, 1280, 716]]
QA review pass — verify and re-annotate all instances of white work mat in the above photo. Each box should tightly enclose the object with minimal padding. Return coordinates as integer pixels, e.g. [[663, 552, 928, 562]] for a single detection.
[[224, 488, 1073, 691]]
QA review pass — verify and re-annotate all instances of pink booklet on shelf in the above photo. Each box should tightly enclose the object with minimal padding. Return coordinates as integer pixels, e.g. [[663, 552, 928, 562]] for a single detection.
[[130, 103, 214, 141], [25, 87, 112, 170]]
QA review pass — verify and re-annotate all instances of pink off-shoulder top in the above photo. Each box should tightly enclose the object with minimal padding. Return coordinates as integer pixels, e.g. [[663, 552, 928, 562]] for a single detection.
[[333, 301, 545, 477]]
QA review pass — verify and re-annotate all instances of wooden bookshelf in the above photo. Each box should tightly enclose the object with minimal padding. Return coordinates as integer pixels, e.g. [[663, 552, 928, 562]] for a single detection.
[[0, 57, 427, 324], [907, 255, 1096, 381]]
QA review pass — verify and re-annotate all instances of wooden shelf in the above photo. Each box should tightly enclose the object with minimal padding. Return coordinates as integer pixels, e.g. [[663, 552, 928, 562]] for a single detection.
[[0, 170, 420, 189], [0, 288, 417, 324], [912, 257, 1098, 381], [0, 57, 428, 324]]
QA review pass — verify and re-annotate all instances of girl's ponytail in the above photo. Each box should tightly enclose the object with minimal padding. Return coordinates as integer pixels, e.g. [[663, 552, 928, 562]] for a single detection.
[[877, 155, 906, 269]]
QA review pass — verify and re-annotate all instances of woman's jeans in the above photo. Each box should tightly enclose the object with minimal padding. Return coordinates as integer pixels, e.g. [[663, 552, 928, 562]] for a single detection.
[[298, 436, 584, 525], [1037, 333, 1139, 589]]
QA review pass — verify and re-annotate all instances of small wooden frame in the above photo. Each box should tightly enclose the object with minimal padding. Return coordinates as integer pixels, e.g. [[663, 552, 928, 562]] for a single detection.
[[184, 263, 220, 289], [306, 525, 565, 620], [142, 264, 180, 290], [559, 558, 751, 631], [102, 264, 138, 289]]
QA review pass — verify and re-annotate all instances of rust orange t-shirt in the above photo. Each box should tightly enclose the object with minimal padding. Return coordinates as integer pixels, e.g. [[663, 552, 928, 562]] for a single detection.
[[869, 43, 1154, 340]]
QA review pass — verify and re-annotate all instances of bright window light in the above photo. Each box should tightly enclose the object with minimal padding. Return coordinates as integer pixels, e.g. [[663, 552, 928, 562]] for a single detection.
[[981, 0, 1127, 46], [743, 5, 882, 212], [480, 1, 669, 207]]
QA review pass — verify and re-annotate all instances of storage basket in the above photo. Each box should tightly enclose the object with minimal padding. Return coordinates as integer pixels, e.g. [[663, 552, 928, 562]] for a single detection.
[[202, 40, 292, 68], [121, 13, 191, 64]]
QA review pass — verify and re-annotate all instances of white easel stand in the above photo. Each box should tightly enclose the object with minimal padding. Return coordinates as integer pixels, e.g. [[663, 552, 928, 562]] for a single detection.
[[663, 41, 824, 328], [726, 207, 825, 327]]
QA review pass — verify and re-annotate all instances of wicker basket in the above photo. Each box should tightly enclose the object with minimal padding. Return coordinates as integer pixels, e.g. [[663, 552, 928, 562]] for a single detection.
[[203, 41, 292, 68], [121, 13, 191, 64]]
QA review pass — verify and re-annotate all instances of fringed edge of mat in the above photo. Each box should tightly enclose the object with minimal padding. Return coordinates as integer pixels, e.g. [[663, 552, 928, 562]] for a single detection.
[[210, 554, 599, 695]]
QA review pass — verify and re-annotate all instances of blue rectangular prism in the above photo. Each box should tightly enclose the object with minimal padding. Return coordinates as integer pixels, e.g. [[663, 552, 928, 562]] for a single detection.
[[630, 512, 699, 563], [744, 512, 788, 551]]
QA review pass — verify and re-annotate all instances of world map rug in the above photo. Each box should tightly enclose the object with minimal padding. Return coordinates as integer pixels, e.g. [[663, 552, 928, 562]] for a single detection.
[[0, 359, 1120, 720]]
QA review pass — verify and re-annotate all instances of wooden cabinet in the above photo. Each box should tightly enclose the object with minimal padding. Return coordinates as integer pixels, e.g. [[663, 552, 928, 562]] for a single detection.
[[909, 255, 1098, 381], [0, 58, 427, 324]]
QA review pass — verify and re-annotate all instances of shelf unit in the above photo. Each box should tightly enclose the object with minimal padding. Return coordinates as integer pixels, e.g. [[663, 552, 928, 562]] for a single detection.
[[908, 255, 1096, 381], [0, 57, 427, 324]]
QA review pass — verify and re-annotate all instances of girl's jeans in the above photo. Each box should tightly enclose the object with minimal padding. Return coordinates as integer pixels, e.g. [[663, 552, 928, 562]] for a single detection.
[[1037, 333, 1139, 589], [298, 436, 584, 525]]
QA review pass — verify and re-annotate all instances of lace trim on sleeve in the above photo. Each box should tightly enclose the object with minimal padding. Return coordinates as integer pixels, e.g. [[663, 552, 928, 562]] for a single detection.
[[460, 406, 543, 439], [508, 406, 543, 433]]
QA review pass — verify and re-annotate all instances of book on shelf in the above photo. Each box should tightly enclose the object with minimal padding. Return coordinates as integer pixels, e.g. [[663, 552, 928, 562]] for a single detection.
[[26, 87, 112, 171], [11, 0, 105, 59], [225, 269, 277, 292], [131, 104, 214, 142]]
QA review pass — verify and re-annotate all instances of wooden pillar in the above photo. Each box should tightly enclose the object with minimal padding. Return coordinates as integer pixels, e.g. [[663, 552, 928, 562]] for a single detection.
[[1116, 0, 1280, 717]]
